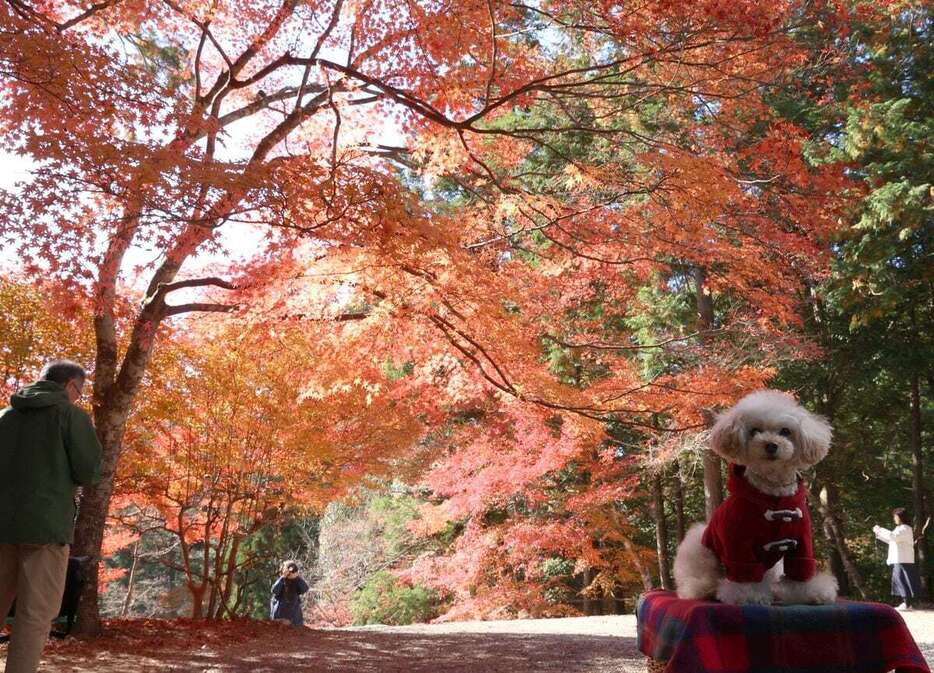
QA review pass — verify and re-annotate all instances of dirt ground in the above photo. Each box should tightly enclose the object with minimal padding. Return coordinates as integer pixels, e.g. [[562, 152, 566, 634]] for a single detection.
[[2, 611, 932, 672]]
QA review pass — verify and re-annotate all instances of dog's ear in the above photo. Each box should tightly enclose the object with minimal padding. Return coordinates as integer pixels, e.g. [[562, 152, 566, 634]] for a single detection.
[[797, 409, 832, 465], [710, 407, 745, 462]]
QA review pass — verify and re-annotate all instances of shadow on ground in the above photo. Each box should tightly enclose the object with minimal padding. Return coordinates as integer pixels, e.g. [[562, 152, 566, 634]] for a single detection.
[[225, 629, 643, 673], [23, 628, 645, 673]]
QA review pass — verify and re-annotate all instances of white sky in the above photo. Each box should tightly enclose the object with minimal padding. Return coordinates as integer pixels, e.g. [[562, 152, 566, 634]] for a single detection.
[[0, 152, 35, 270], [0, 152, 31, 189]]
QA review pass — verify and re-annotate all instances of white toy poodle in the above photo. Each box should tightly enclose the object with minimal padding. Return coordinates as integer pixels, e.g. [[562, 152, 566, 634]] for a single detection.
[[673, 390, 838, 605]]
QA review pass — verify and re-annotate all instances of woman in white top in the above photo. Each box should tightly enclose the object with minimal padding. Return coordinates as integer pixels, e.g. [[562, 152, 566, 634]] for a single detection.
[[873, 507, 921, 611]]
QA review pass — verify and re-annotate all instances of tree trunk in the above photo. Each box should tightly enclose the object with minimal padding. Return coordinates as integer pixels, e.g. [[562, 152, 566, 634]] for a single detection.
[[814, 477, 866, 598], [702, 447, 723, 521], [694, 266, 723, 519], [120, 538, 142, 617], [72, 403, 132, 636], [811, 494, 851, 595], [219, 535, 243, 617], [827, 543, 850, 596], [206, 577, 219, 620], [909, 367, 930, 599], [582, 567, 593, 615], [651, 472, 673, 590], [622, 535, 654, 591], [671, 461, 686, 543], [74, 260, 170, 636], [189, 584, 206, 619]]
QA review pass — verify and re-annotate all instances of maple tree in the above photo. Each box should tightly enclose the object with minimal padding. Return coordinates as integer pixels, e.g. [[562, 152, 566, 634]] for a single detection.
[[113, 322, 422, 618], [0, 277, 95, 396], [1, 0, 853, 631]]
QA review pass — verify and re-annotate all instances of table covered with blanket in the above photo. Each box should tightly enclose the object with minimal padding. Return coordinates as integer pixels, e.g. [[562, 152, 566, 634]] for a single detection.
[[636, 590, 929, 673]]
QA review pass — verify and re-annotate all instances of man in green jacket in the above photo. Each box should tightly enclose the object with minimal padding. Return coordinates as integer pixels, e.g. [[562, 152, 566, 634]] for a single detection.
[[0, 360, 102, 673]]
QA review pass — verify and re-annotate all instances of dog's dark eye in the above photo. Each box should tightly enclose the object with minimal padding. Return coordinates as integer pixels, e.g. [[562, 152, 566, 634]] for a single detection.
[[750, 428, 761, 437], [779, 428, 792, 437]]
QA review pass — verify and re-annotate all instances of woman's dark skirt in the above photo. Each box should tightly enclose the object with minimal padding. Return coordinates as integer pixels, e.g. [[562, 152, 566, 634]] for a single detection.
[[891, 563, 922, 598]]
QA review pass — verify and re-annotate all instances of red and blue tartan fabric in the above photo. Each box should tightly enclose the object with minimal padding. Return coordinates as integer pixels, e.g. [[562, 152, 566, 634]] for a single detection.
[[637, 590, 930, 673]]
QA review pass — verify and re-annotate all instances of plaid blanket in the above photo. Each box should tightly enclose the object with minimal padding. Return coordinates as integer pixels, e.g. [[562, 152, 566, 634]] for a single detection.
[[637, 590, 930, 673]]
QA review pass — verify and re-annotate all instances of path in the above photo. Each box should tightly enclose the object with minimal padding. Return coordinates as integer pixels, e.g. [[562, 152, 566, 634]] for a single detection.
[[3, 611, 932, 672]]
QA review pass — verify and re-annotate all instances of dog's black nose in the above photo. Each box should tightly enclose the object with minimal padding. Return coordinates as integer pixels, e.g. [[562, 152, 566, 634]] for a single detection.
[[765, 442, 778, 455]]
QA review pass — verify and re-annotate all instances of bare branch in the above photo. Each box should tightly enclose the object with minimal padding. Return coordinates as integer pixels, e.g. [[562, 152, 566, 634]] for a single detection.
[[277, 310, 370, 322], [290, 0, 342, 116], [484, 0, 497, 105], [193, 26, 208, 104], [158, 277, 237, 293], [325, 71, 342, 183], [544, 328, 723, 351], [187, 86, 324, 142], [164, 302, 238, 317], [309, 0, 344, 62], [57, 0, 119, 31]]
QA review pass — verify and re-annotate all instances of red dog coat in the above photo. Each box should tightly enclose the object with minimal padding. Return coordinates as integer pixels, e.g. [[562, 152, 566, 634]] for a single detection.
[[702, 464, 816, 583]]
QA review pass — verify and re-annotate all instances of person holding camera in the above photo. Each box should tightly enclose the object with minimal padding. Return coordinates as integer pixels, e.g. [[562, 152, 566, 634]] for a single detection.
[[270, 560, 309, 626]]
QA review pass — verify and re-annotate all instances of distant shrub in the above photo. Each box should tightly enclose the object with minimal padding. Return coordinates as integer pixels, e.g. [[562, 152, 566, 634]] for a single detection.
[[541, 557, 575, 578], [350, 571, 441, 625]]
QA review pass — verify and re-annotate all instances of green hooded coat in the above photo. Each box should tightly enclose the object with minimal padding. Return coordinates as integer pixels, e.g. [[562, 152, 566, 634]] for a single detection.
[[0, 380, 102, 544]]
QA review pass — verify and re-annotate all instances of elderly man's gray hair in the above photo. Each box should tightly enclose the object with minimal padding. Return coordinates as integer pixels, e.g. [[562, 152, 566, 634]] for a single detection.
[[40, 360, 87, 385]]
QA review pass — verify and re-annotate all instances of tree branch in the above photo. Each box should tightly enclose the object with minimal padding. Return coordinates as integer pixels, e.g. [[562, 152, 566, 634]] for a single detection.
[[545, 328, 723, 351], [155, 277, 238, 295], [57, 0, 119, 31], [164, 303, 238, 317]]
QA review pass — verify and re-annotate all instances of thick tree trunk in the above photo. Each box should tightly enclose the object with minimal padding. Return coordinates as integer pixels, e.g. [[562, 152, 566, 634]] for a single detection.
[[72, 403, 132, 636], [909, 368, 930, 599], [72, 186, 227, 634], [74, 249, 167, 635], [207, 579, 219, 620], [651, 472, 673, 590]]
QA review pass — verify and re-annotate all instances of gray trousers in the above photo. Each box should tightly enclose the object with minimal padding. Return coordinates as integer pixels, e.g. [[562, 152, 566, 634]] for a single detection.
[[0, 544, 69, 673]]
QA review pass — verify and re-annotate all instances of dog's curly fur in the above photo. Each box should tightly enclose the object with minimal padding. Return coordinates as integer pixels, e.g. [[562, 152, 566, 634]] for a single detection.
[[673, 390, 838, 605]]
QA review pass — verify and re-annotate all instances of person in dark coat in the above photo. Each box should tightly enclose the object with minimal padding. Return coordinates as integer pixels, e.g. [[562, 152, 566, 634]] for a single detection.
[[270, 560, 309, 626], [0, 360, 102, 673]]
